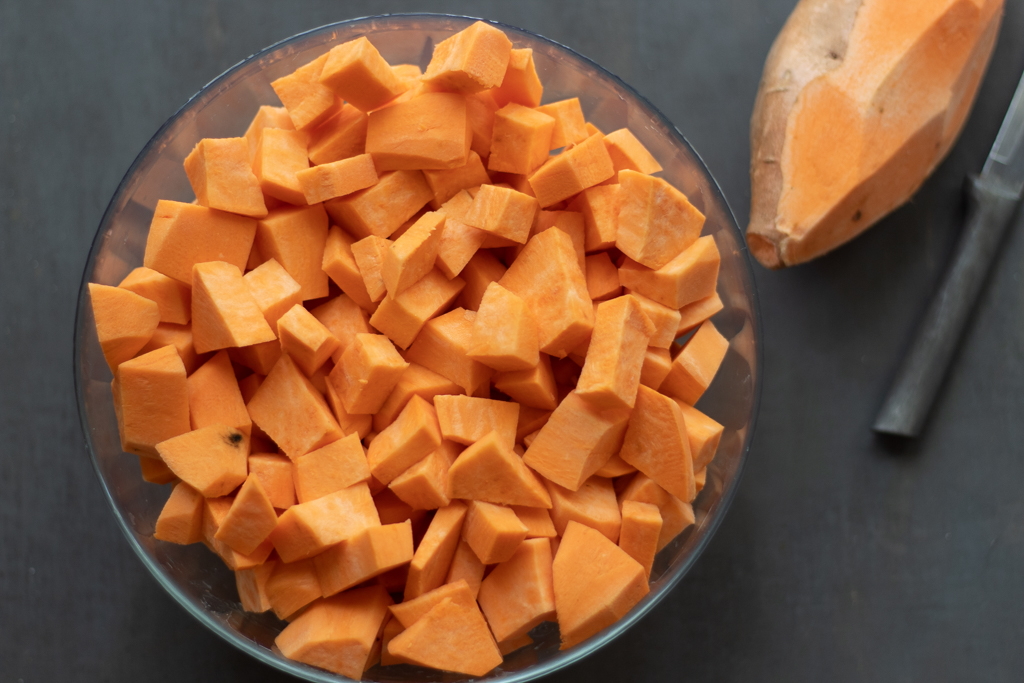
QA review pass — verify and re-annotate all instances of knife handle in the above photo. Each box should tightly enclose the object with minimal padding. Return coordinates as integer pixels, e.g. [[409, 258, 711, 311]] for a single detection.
[[874, 175, 1020, 437]]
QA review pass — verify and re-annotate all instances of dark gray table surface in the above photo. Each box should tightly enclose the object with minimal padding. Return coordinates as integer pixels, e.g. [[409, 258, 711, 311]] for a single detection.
[[4, 1, 1024, 681]]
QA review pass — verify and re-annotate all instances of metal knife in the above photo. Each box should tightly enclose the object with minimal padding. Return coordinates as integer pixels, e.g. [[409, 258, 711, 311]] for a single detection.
[[874, 68, 1024, 437]]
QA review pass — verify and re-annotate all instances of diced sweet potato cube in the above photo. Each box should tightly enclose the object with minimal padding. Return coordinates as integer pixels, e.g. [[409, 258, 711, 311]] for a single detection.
[[552, 520, 648, 649], [373, 363, 463, 433], [546, 476, 621, 542], [457, 250, 506, 310], [324, 382, 374, 440], [307, 103, 368, 166], [89, 283, 160, 371], [674, 400, 724, 470], [248, 453, 295, 510], [251, 128, 309, 206], [369, 268, 465, 349], [271, 52, 341, 131], [269, 482, 380, 562], [603, 128, 662, 176], [228, 340, 281, 376], [585, 252, 622, 301], [203, 497, 275, 570], [138, 454, 177, 484], [662, 320, 729, 405], [435, 217, 487, 278], [677, 291, 724, 335], [492, 48, 543, 108], [488, 103, 555, 175], [366, 395, 442, 485], [293, 433, 370, 503], [423, 151, 491, 208], [382, 211, 445, 298], [366, 93, 471, 171], [144, 200, 257, 284], [389, 441, 459, 510], [325, 170, 433, 239], [640, 346, 673, 390], [314, 521, 414, 596], [529, 134, 615, 208], [244, 105, 294, 160], [297, 153, 378, 204], [447, 431, 551, 508], [247, 353, 343, 459], [266, 557, 323, 620], [350, 235, 390, 303], [594, 453, 636, 478], [115, 345, 191, 456], [618, 234, 720, 309], [405, 308, 494, 395], [535, 98, 587, 149], [118, 267, 191, 325], [405, 500, 468, 599], [620, 385, 696, 502], [625, 291, 682, 349], [255, 203, 330, 301], [374, 487, 419, 525], [568, 185, 620, 253], [328, 333, 408, 415], [156, 424, 248, 497], [445, 541, 485, 599], [422, 20, 512, 93], [515, 406, 552, 443], [321, 226, 378, 312], [478, 538, 555, 642], [534, 210, 586, 271], [388, 595, 502, 676], [434, 396, 518, 450], [310, 294, 373, 361], [243, 258, 302, 330], [137, 323, 204, 375], [464, 184, 537, 246], [576, 295, 656, 411], [465, 282, 540, 372], [618, 472, 696, 551], [512, 505, 557, 539], [616, 170, 704, 269], [154, 481, 204, 545], [522, 391, 629, 491], [188, 350, 251, 437], [319, 37, 408, 112], [462, 500, 527, 564], [379, 614, 406, 666], [277, 305, 340, 377], [500, 228, 593, 358], [494, 355, 558, 411], [214, 473, 278, 555], [236, 559, 277, 613], [191, 261, 276, 354], [619, 500, 662, 578], [184, 137, 267, 218]]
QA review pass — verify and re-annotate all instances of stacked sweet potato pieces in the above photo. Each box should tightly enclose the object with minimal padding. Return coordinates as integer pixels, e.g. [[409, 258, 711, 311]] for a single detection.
[[90, 21, 730, 679]]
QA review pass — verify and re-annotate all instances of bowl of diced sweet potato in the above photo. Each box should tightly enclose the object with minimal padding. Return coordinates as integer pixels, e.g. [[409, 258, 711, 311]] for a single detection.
[[74, 13, 761, 682]]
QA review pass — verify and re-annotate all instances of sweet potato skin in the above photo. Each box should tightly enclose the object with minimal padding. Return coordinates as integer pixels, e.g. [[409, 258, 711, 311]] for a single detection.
[[747, 0, 1003, 269]]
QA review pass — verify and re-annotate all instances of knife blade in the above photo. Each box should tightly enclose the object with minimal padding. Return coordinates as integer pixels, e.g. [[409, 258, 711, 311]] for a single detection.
[[874, 69, 1024, 437]]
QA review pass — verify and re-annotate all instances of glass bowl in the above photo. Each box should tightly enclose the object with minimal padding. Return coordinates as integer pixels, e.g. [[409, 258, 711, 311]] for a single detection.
[[73, 13, 761, 683]]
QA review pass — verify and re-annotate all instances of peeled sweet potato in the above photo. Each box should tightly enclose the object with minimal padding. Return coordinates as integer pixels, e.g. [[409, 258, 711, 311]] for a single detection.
[[747, 0, 1003, 268]]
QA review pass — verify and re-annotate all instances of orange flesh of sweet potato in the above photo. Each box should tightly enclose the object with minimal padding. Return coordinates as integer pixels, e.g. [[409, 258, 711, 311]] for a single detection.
[[243, 258, 303, 330], [319, 37, 408, 113], [447, 430, 552, 508], [536, 98, 588, 150], [366, 395, 442, 485], [382, 211, 445, 298], [585, 252, 622, 301], [116, 345, 191, 456], [619, 500, 663, 578], [187, 350, 252, 437], [568, 185, 620, 253], [405, 500, 468, 599], [661, 319, 729, 405], [308, 103, 367, 165], [137, 323, 204, 375], [252, 128, 310, 206], [297, 153, 378, 204], [271, 52, 341, 131], [603, 128, 662, 176], [478, 537, 555, 642], [488, 103, 555, 175], [628, 291, 682, 349], [467, 282, 540, 372], [434, 395, 519, 450], [191, 261, 277, 354], [351, 235, 390, 303], [248, 452, 296, 510], [423, 21, 512, 93], [265, 557, 324, 620], [144, 200, 256, 284], [387, 596, 503, 677], [616, 169, 705, 270], [619, 385, 696, 502], [528, 134, 615, 208], [322, 226, 380, 312], [576, 295, 656, 410], [156, 424, 249, 498], [464, 184, 538, 246], [310, 294, 373, 360], [138, 455, 177, 484], [235, 559, 277, 613], [244, 105, 294, 160], [456, 250, 506, 311], [184, 137, 267, 218], [497, 359, 558, 413], [372, 363, 463, 433], [462, 500, 528, 564], [154, 481, 205, 545], [117, 267, 191, 326], [405, 308, 494, 395], [89, 283, 160, 371], [546, 476, 622, 542], [677, 291, 724, 335], [292, 433, 370, 503], [255, 204, 330, 301], [618, 472, 696, 551], [369, 268, 466, 349], [445, 541, 486, 598], [329, 333, 408, 415], [367, 93, 472, 171], [325, 170, 433, 240], [492, 48, 543, 108], [618, 234, 721, 309], [269, 482, 380, 562], [214, 473, 279, 555], [639, 346, 673, 390], [314, 521, 414, 596], [512, 505, 558, 538], [390, 579, 476, 629], [674, 400, 724, 471], [388, 441, 458, 510], [423, 151, 491, 208]]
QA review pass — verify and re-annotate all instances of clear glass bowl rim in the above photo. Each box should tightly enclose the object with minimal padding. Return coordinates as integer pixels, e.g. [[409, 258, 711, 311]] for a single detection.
[[73, 12, 764, 683]]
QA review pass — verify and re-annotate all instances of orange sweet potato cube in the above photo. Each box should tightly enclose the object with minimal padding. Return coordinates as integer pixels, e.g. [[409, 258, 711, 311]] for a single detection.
[[422, 21, 512, 93], [677, 292, 724, 335], [618, 234, 721, 309], [368, 269, 465, 349], [584, 252, 621, 301], [275, 584, 392, 678], [247, 353, 342, 459], [477, 537, 555, 642], [435, 217, 487, 279], [296, 153, 378, 204], [528, 134, 615, 208], [675, 400, 723, 470], [594, 453, 636, 478], [616, 170, 705, 269], [447, 431, 551, 508], [618, 473, 695, 551], [324, 170, 433, 239], [154, 481, 204, 545], [493, 354, 558, 410], [405, 308, 494, 395], [466, 90, 499, 161], [491, 47, 543, 108], [445, 541, 485, 598], [423, 151, 491, 208], [535, 98, 587, 150], [156, 424, 249, 498], [248, 452, 296, 510], [457, 250, 506, 310], [576, 295, 656, 411], [269, 482, 380, 562], [314, 521, 414, 596], [255, 204, 330, 301], [138, 455, 177, 484], [603, 128, 662, 175], [512, 505, 557, 538], [265, 556, 323, 619], [387, 595, 502, 677], [383, 211, 445, 298], [488, 104, 555, 175], [115, 345, 191, 456], [89, 283, 159, 371], [187, 350, 251, 437], [321, 226, 378, 313], [434, 395, 519, 451], [640, 346, 673, 390], [144, 200, 256, 284], [405, 500, 468, 599], [319, 37, 408, 112], [515, 405, 552, 443], [389, 441, 460, 510], [244, 105, 294, 160], [522, 391, 629, 491], [552, 520, 648, 649], [661, 319, 729, 405], [236, 559, 278, 613], [307, 103, 368, 166], [366, 93, 471, 171], [270, 52, 341, 131], [499, 228, 593, 357], [242, 258, 302, 332], [462, 500, 527, 564], [228, 340, 281, 376], [184, 137, 267, 218], [310, 294, 373, 360], [373, 363, 463, 433], [328, 333, 408, 415], [618, 500, 662, 578], [137, 323, 204, 375], [568, 184, 620, 252], [464, 184, 537, 246], [619, 385, 696, 502], [466, 282, 540, 372], [366, 395, 442, 484], [628, 291, 682, 349], [252, 128, 310, 206], [214, 473, 278, 555], [546, 476, 622, 542], [191, 261, 276, 354], [117, 267, 191, 326], [350, 235, 390, 303], [277, 304, 341, 377], [293, 432, 370, 503], [203, 497, 275, 571]]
